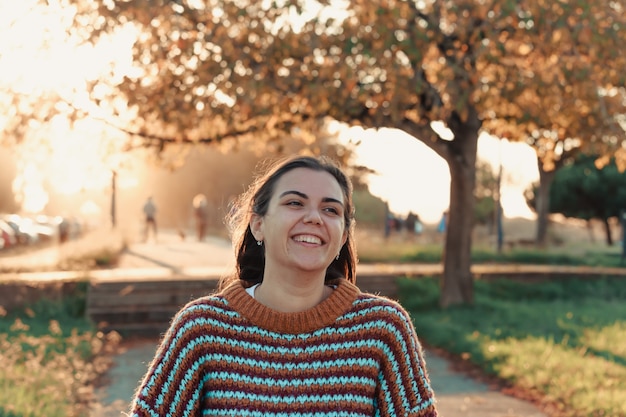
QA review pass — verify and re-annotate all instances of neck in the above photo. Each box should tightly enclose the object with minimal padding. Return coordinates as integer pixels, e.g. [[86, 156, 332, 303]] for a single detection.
[[255, 271, 330, 313]]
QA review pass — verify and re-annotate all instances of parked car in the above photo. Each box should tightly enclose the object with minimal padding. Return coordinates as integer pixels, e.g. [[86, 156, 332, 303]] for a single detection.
[[32, 215, 60, 242], [0, 219, 18, 249], [1, 214, 39, 245]]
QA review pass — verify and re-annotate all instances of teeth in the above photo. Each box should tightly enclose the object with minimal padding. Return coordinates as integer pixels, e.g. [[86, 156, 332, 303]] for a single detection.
[[294, 235, 322, 244]]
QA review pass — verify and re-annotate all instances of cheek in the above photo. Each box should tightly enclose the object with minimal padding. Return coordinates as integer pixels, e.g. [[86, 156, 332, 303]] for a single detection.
[[333, 221, 347, 238]]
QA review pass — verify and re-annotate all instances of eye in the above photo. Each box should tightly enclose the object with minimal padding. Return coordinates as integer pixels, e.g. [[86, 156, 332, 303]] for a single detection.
[[285, 200, 303, 207], [323, 206, 341, 215]]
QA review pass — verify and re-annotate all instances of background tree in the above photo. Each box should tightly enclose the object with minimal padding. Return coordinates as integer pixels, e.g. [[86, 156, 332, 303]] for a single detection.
[[491, 81, 625, 247], [8, 0, 625, 307], [526, 154, 626, 245], [474, 159, 498, 232], [481, 2, 626, 247]]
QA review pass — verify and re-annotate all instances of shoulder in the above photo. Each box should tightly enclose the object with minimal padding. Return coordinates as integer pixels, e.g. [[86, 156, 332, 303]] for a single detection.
[[347, 294, 426, 353], [348, 292, 417, 330], [170, 292, 236, 328], [356, 292, 410, 314]]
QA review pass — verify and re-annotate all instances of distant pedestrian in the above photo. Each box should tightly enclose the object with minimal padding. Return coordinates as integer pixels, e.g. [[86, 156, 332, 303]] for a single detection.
[[414, 213, 424, 234], [142, 196, 157, 242], [58, 217, 70, 244], [384, 202, 392, 238], [192, 193, 209, 241], [394, 215, 403, 232], [405, 211, 424, 239], [437, 210, 448, 234], [405, 211, 418, 235]]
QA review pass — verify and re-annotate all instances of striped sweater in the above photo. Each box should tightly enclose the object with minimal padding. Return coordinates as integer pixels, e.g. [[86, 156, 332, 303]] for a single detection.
[[130, 279, 438, 417]]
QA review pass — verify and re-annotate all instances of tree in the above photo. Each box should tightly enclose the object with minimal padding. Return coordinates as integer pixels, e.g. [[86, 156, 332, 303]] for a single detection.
[[527, 154, 626, 245], [479, 2, 626, 246], [494, 80, 625, 247], [11, 0, 626, 306]]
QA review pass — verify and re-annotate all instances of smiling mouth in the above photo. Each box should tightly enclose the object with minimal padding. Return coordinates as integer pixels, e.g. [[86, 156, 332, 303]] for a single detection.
[[293, 235, 323, 245]]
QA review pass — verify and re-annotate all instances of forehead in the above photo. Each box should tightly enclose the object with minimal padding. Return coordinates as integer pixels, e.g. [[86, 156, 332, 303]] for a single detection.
[[273, 168, 344, 201]]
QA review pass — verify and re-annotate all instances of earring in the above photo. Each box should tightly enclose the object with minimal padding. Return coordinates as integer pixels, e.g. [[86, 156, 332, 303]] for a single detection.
[[336, 253, 340, 260], [257, 240, 263, 246]]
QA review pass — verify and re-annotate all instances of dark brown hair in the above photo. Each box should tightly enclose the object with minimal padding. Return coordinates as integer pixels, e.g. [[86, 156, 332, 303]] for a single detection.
[[220, 155, 357, 289]]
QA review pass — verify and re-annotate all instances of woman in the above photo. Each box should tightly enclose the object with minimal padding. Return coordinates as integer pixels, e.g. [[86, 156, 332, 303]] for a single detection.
[[128, 155, 438, 417]]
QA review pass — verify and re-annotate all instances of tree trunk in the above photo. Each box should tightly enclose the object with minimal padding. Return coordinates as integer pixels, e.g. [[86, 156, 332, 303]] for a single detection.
[[439, 112, 479, 308], [603, 218, 613, 246], [535, 161, 556, 247]]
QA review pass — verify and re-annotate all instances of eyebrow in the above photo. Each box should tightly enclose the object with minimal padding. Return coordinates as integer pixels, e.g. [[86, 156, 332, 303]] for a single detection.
[[279, 190, 344, 207]]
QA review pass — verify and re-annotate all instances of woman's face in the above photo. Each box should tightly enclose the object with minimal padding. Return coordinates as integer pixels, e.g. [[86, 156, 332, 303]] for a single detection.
[[251, 167, 348, 276]]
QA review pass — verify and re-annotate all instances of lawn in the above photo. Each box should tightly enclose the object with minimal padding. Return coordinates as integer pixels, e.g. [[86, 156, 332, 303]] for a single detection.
[[356, 221, 625, 267], [0, 282, 120, 417], [398, 276, 626, 417]]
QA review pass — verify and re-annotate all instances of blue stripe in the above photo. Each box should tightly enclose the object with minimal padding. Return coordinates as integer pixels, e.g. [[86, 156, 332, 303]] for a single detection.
[[203, 411, 369, 417], [205, 371, 377, 389], [205, 390, 371, 405]]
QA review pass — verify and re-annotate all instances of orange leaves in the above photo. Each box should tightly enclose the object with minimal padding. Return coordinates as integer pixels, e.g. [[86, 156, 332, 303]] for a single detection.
[[517, 43, 532, 56], [614, 148, 626, 173], [53, 0, 625, 161], [577, 26, 592, 44], [344, 78, 358, 93]]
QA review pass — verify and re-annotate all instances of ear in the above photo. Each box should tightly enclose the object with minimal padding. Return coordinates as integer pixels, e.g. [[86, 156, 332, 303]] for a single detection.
[[250, 213, 264, 241], [341, 228, 348, 246]]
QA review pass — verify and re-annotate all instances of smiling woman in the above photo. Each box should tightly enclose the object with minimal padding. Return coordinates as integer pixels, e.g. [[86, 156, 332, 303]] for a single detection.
[[126, 154, 440, 417]]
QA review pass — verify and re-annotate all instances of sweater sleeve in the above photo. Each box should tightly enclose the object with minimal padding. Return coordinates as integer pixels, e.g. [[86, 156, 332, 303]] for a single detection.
[[375, 300, 438, 417], [128, 301, 210, 417]]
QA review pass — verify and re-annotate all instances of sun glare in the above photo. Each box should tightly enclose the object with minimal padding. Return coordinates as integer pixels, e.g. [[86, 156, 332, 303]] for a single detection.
[[12, 162, 49, 213], [1, 1, 139, 215]]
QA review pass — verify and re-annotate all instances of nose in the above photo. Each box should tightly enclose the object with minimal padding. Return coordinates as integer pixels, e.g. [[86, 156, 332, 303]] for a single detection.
[[303, 208, 323, 225]]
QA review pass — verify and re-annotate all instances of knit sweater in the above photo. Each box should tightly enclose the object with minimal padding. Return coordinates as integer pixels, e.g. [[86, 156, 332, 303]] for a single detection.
[[130, 279, 438, 417]]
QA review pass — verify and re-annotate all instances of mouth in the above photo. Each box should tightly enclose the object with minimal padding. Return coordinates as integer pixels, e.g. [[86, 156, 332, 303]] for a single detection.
[[292, 234, 324, 245]]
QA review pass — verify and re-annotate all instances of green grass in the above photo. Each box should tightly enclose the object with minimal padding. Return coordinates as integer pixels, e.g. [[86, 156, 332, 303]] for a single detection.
[[0, 282, 119, 417], [357, 238, 626, 267], [469, 246, 624, 267], [398, 276, 626, 417]]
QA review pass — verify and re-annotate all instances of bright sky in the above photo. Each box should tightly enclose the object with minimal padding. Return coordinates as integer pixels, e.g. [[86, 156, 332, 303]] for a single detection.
[[341, 127, 539, 224]]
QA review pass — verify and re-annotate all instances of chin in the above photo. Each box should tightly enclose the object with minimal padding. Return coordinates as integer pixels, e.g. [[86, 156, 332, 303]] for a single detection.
[[292, 259, 332, 273]]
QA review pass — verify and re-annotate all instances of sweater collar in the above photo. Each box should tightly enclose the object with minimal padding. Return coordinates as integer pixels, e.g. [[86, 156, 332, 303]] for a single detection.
[[222, 278, 360, 334]]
